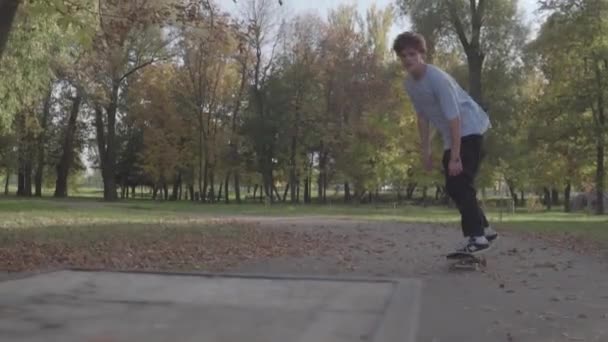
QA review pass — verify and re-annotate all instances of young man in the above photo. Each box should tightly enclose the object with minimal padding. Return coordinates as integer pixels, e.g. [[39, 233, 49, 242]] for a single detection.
[[393, 32, 497, 254]]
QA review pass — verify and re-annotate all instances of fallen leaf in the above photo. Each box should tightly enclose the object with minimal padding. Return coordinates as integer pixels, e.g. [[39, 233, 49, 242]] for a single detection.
[[562, 333, 584, 341]]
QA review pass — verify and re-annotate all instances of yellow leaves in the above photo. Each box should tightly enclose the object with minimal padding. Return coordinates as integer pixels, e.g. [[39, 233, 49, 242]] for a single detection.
[[129, 63, 185, 183], [0, 222, 349, 273]]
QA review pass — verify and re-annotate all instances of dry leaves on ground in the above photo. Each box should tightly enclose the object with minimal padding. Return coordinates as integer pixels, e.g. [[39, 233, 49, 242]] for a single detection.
[[0, 221, 352, 273]]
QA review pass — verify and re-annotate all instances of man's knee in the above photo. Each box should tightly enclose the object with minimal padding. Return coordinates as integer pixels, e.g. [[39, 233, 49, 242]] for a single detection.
[[445, 177, 464, 198]]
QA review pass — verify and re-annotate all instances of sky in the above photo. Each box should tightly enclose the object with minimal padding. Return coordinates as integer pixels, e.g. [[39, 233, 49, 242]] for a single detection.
[[219, 0, 542, 41]]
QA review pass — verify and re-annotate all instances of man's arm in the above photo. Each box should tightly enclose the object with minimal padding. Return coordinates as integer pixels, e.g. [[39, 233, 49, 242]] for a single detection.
[[449, 117, 461, 162], [431, 70, 461, 160]]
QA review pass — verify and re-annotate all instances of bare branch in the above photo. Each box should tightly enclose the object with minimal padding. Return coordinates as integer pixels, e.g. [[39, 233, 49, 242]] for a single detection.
[[446, 1, 470, 50], [120, 58, 160, 83]]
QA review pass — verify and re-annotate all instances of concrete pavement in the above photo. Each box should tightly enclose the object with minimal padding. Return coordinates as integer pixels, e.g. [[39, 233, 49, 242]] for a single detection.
[[0, 270, 423, 342]]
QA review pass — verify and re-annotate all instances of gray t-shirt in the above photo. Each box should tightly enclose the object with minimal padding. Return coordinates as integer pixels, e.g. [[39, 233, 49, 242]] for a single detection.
[[404, 64, 491, 150]]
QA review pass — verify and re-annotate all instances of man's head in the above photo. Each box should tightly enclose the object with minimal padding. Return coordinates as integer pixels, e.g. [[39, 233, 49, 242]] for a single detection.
[[393, 32, 426, 75]]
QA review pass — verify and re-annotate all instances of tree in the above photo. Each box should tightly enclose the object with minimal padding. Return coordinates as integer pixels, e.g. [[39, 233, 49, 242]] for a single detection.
[[239, 0, 285, 202], [130, 64, 185, 200], [53, 85, 83, 198], [0, 132, 16, 195], [34, 86, 53, 197], [84, 1, 175, 201], [530, 0, 608, 214], [276, 13, 323, 203], [175, 2, 237, 202]]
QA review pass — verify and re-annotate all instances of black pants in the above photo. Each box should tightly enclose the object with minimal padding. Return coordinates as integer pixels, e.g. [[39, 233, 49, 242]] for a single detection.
[[442, 134, 489, 238]]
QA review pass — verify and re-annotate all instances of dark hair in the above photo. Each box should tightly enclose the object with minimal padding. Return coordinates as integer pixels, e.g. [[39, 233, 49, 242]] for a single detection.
[[392, 32, 427, 55]]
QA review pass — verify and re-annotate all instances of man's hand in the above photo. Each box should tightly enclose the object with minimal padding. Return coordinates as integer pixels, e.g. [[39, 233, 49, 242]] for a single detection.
[[447, 116, 462, 176], [448, 157, 463, 176]]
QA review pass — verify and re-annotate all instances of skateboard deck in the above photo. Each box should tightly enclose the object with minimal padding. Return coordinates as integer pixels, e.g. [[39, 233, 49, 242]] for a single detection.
[[446, 252, 487, 270]]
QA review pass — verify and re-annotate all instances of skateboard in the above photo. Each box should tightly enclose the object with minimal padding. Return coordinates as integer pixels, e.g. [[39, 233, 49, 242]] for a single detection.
[[446, 252, 487, 270]]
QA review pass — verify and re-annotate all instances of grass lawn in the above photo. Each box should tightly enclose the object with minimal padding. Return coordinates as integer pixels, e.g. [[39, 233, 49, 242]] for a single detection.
[[0, 196, 606, 272], [1, 196, 606, 238]]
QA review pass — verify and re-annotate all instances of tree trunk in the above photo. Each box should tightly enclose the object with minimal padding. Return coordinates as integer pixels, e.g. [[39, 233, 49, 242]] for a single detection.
[[35, 88, 53, 197], [0, 0, 19, 61], [323, 167, 328, 203], [262, 155, 274, 203], [467, 52, 484, 105], [163, 183, 168, 201], [224, 172, 230, 204], [304, 178, 310, 204], [406, 182, 417, 200], [435, 185, 442, 200], [202, 157, 209, 202], [505, 179, 519, 207], [596, 142, 605, 215], [344, 182, 351, 203], [95, 82, 119, 202], [307, 176, 312, 203], [152, 185, 158, 200], [19, 158, 33, 197], [189, 185, 194, 202], [317, 149, 328, 204], [282, 184, 289, 202], [17, 167, 24, 196], [397, 185, 403, 203], [307, 157, 313, 204], [4, 170, 9, 195], [16, 111, 32, 197], [208, 165, 215, 203], [289, 135, 298, 203], [593, 59, 605, 215], [228, 57, 246, 205], [54, 93, 82, 198], [446, 0, 487, 105], [217, 182, 223, 202], [551, 188, 559, 206], [198, 108, 204, 202], [543, 187, 552, 210], [253, 184, 258, 200], [259, 183, 264, 202], [105, 84, 119, 201], [233, 171, 241, 204], [171, 172, 181, 201], [564, 181, 572, 213]]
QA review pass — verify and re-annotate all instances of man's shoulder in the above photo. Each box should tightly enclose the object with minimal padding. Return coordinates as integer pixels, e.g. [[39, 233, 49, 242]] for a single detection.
[[426, 64, 451, 81]]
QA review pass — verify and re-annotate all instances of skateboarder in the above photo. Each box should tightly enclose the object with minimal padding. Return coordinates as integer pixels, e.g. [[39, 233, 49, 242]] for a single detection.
[[393, 32, 497, 254]]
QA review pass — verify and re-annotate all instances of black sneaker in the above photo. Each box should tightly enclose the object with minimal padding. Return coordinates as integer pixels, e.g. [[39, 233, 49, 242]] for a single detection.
[[458, 236, 490, 254], [485, 226, 498, 243]]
